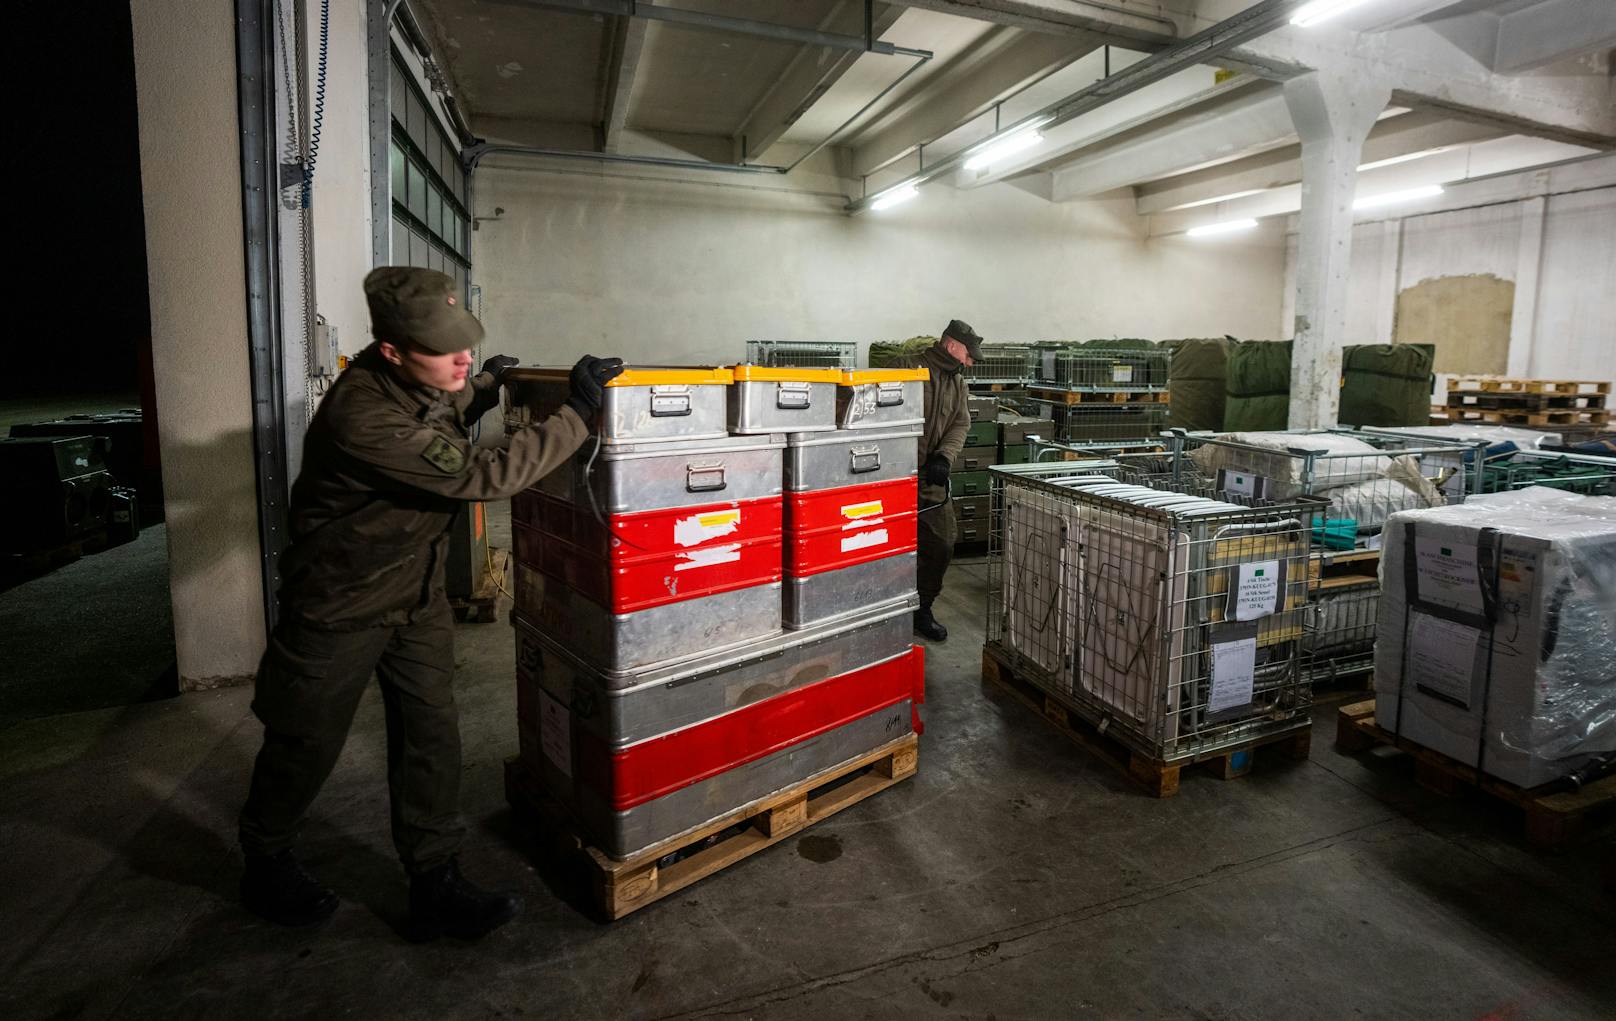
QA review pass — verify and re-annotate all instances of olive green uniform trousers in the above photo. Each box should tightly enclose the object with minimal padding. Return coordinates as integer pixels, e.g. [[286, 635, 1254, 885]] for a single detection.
[[916, 498, 956, 608], [238, 598, 462, 874]]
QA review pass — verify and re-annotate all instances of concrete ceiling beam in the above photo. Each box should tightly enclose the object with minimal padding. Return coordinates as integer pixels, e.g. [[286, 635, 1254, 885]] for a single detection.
[[1048, 85, 1294, 201], [1493, 0, 1616, 74], [731, 1, 907, 164], [886, 0, 1177, 47], [848, 27, 1096, 178], [1133, 112, 1501, 214], [598, 9, 650, 153]]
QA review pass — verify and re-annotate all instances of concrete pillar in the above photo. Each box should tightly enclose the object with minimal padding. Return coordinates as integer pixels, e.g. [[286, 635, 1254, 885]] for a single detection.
[[131, 0, 267, 689], [1282, 72, 1390, 429], [1506, 196, 1546, 377]]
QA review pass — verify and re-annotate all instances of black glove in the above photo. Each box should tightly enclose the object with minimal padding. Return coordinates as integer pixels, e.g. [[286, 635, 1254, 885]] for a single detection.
[[481, 354, 519, 379], [923, 453, 951, 488], [564, 355, 627, 420]]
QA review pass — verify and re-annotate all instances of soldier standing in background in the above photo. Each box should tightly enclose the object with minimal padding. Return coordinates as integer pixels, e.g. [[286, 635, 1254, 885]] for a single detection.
[[890, 320, 983, 641]]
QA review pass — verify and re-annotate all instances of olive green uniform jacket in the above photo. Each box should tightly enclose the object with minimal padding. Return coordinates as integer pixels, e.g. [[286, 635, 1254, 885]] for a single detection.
[[275, 345, 588, 630], [890, 344, 971, 505]]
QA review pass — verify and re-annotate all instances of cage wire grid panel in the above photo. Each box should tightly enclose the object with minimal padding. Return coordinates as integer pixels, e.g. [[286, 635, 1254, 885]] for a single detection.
[[1026, 348, 1172, 446], [964, 344, 1037, 385], [744, 341, 857, 369], [986, 462, 1319, 763]]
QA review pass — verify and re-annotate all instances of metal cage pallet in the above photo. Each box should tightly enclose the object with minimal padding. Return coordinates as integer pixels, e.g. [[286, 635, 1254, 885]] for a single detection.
[[964, 344, 1037, 385], [503, 733, 918, 919], [1335, 700, 1616, 849], [1446, 378, 1610, 396], [743, 340, 857, 369], [982, 644, 1311, 796], [985, 461, 1320, 772]]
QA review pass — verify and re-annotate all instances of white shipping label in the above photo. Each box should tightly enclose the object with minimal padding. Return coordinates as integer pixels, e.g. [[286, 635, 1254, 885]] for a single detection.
[[1231, 560, 1281, 622], [842, 528, 890, 554], [538, 690, 572, 778], [1407, 610, 1481, 709], [1111, 364, 1134, 384], [1365, 533, 1384, 551], [1208, 637, 1257, 714], [1413, 537, 1483, 614], [1222, 471, 1258, 497], [673, 508, 741, 547]]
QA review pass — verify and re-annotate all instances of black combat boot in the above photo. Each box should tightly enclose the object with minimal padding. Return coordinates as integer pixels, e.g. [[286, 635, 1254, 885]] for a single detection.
[[408, 856, 522, 941], [914, 605, 948, 642], [240, 849, 340, 927]]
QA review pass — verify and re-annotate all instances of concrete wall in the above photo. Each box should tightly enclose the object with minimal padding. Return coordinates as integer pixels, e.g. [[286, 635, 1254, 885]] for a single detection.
[[470, 162, 1288, 366], [1281, 163, 1616, 389], [131, 0, 265, 687]]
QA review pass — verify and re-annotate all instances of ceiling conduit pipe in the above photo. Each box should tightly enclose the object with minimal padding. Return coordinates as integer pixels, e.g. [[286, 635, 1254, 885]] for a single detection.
[[846, 0, 1318, 213]]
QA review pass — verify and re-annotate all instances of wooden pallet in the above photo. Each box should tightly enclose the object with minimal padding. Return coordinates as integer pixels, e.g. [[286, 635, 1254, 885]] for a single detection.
[[504, 735, 918, 920], [1447, 406, 1609, 428], [1447, 390, 1606, 412], [981, 644, 1311, 797], [1446, 378, 1609, 396], [452, 548, 508, 623], [1335, 699, 1616, 849], [1030, 387, 1170, 405]]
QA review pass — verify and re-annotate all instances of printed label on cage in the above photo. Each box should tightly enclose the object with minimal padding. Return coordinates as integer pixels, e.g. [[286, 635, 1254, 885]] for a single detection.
[[1230, 560, 1281, 621], [1413, 537, 1483, 614], [1111, 364, 1133, 384], [1407, 610, 1480, 709], [841, 528, 889, 554], [673, 508, 740, 547], [1208, 636, 1257, 714], [538, 690, 572, 778], [1041, 350, 1057, 379], [1217, 468, 1269, 500], [674, 543, 743, 571], [1365, 533, 1384, 551], [841, 500, 884, 520]]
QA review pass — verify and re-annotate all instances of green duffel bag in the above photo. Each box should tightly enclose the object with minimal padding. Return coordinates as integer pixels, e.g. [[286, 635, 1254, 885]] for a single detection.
[[867, 336, 935, 368], [1168, 337, 1236, 431], [1223, 340, 1292, 432], [1340, 344, 1434, 426]]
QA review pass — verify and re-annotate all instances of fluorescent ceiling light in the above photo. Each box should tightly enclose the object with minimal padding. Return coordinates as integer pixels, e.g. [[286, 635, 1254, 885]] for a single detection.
[[964, 127, 1045, 171], [871, 183, 919, 211], [1290, 0, 1378, 28], [1170, 188, 1268, 211], [1357, 147, 1449, 172], [1353, 184, 1444, 209], [1186, 218, 1259, 238]]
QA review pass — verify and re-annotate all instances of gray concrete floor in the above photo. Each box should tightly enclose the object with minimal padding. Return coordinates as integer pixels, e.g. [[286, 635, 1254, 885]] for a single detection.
[[2, 513, 1613, 1020]]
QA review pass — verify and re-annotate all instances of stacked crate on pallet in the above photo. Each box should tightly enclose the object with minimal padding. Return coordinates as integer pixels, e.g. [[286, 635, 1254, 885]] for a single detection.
[[1444, 378, 1610, 429], [983, 460, 1320, 794], [963, 344, 1036, 389], [499, 365, 925, 914], [1028, 344, 1171, 444], [1165, 428, 1482, 688], [951, 395, 999, 552]]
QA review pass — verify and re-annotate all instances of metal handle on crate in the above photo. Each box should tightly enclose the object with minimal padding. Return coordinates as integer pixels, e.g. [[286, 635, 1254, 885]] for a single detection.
[[686, 461, 727, 492], [650, 386, 692, 418], [849, 445, 881, 474], [775, 381, 811, 410], [875, 382, 905, 407]]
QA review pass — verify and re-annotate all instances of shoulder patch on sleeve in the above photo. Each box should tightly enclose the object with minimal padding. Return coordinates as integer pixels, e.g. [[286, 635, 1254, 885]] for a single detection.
[[421, 434, 467, 475]]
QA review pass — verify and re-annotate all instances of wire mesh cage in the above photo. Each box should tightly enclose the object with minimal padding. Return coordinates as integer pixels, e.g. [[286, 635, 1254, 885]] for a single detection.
[[1304, 580, 1377, 685], [1475, 451, 1616, 496], [985, 462, 1320, 763], [1033, 347, 1171, 391], [1049, 402, 1170, 444], [744, 340, 857, 369], [964, 344, 1037, 385]]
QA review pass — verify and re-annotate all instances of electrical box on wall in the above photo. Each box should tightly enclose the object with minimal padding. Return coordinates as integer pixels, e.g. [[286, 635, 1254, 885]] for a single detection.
[[312, 315, 340, 378]]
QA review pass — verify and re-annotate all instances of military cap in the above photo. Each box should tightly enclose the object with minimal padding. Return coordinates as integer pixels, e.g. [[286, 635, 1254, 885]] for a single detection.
[[941, 319, 985, 360], [364, 266, 485, 354]]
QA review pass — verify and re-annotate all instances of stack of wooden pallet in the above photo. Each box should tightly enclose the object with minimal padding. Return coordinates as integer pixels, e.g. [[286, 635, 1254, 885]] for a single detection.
[[1440, 377, 1609, 429]]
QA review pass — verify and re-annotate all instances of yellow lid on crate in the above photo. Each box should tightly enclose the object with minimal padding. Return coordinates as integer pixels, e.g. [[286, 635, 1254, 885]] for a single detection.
[[500, 366, 733, 386], [730, 365, 843, 383], [839, 368, 929, 384]]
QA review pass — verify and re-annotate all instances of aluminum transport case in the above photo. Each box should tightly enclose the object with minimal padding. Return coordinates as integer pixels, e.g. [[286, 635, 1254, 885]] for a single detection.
[[504, 366, 735, 442], [782, 425, 921, 629], [727, 366, 841, 435], [836, 368, 928, 430], [515, 604, 923, 858]]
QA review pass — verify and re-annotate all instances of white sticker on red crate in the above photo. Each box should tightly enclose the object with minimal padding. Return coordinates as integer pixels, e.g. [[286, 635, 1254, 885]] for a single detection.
[[841, 528, 890, 554], [673, 507, 740, 547], [675, 543, 743, 571]]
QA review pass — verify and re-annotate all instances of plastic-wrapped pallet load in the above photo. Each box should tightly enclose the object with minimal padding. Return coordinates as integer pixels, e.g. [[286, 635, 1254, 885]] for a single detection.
[[1373, 488, 1616, 788]]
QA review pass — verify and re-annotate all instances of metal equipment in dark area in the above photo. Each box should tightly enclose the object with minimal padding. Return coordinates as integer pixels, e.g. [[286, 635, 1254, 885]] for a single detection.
[[0, 436, 118, 553], [9, 410, 163, 521]]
